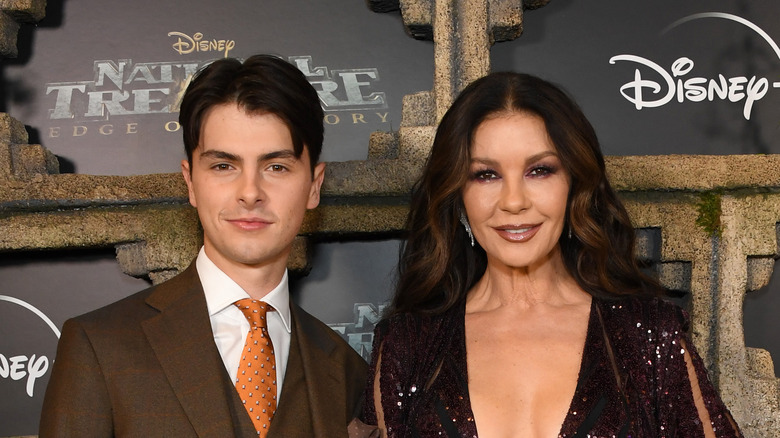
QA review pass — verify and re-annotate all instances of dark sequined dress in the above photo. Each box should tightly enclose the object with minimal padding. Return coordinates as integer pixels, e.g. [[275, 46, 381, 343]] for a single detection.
[[362, 297, 742, 437]]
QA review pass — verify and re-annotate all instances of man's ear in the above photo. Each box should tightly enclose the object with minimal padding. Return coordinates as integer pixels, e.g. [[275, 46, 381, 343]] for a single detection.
[[307, 162, 326, 210], [181, 159, 197, 208]]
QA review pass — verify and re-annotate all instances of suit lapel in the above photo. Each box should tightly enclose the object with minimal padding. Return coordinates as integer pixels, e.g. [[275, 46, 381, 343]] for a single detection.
[[141, 263, 241, 437], [288, 303, 349, 438], [267, 317, 313, 437]]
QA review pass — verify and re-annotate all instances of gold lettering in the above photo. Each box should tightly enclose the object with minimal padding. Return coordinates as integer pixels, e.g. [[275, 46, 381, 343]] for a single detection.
[[376, 112, 389, 123], [165, 121, 181, 132], [168, 31, 196, 55], [73, 126, 87, 136], [224, 40, 235, 57], [126, 123, 138, 134], [324, 114, 340, 125], [352, 113, 367, 124], [49, 127, 60, 138], [168, 31, 235, 57], [99, 124, 113, 135]]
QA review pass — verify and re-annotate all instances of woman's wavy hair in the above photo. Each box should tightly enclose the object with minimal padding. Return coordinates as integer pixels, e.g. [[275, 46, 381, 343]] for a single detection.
[[388, 72, 662, 317]]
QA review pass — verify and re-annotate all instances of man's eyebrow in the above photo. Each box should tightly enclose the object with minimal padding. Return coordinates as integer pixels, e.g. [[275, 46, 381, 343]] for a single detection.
[[198, 149, 300, 162], [199, 149, 241, 162], [260, 150, 299, 161]]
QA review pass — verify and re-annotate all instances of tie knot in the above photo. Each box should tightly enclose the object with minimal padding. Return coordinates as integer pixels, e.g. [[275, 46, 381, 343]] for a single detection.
[[234, 299, 272, 329]]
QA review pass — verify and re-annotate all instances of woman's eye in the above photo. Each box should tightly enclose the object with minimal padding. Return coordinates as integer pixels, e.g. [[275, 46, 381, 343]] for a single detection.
[[472, 170, 498, 181], [528, 165, 554, 177]]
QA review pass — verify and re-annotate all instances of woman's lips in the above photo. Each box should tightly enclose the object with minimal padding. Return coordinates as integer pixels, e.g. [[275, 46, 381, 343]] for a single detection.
[[494, 224, 541, 242]]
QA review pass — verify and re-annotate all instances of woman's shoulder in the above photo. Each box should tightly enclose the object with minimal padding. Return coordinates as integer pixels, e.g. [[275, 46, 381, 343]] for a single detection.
[[374, 305, 464, 359], [594, 295, 689, 335], [593, 295, 692, 379], [378, 306, 459, 337]]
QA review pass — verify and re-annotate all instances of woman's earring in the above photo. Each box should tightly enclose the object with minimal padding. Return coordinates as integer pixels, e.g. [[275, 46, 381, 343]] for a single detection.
[[568, 224, 573, 239], [459, 211, 475, 247]]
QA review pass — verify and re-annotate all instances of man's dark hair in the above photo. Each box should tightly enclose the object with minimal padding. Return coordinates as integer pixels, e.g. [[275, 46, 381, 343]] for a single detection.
[[179, 54, 324, 170]]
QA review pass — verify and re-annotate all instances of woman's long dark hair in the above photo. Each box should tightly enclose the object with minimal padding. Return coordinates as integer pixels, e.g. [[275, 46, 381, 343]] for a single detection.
[[387, 72, 662, 317]]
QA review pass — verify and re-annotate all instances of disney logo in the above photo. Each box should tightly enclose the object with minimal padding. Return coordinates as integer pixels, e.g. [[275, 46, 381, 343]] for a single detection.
[[609, 12, 780, 121], [0, 295, 59, 398], [609, 55, 770, 120], [168, 31, 235, 58], [1, 353, 49, 398]]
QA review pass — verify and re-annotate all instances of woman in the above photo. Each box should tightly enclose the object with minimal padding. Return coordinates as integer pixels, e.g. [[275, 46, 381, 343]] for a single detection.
[[362, 72, 742, 437]]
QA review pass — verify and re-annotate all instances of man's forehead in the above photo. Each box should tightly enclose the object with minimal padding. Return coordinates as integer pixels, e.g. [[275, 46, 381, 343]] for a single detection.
[[195, 104, 311, 163], [199, 105, 292, 138]]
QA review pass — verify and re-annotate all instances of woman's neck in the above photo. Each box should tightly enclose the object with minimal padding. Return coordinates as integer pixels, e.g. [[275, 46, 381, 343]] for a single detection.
[[466, 252, 588, 313]]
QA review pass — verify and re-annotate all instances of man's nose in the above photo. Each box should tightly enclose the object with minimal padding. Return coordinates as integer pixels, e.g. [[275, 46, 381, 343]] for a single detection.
[[238, 170, 266, 206]]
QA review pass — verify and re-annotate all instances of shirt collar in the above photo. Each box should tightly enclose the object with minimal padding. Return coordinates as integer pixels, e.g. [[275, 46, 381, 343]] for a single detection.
[[196, 247, 292, 333]]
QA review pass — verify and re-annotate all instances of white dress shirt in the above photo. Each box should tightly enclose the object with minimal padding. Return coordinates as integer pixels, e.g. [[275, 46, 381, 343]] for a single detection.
[[196, 247, 292, 401]]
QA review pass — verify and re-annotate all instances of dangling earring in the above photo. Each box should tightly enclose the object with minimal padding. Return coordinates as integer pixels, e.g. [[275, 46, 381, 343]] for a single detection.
[[568, 224, 573, 239], [459, 211, 475, 247]]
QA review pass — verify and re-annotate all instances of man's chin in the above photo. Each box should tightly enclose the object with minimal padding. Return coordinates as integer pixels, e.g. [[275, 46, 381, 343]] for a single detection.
[[232, 249, 288, 269], [204, 240, 292, 268]]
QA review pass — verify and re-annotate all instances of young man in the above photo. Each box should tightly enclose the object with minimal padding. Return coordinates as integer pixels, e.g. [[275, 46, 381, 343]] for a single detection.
[[40, 55, 368, 437]]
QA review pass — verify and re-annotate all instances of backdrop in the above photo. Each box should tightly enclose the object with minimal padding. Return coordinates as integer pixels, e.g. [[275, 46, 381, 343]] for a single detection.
[[1, 1, 779, 435]]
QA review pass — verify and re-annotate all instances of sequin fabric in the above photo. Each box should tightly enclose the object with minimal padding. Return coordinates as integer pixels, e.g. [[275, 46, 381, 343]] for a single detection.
[[362, 297, 742, 437]]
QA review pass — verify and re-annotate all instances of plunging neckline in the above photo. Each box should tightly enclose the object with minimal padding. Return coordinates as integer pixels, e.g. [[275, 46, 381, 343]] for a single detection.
[[461, 298, 597, 437]]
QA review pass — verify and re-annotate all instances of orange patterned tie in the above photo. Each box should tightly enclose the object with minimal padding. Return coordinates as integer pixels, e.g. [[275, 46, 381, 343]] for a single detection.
[[234, 299, 277, 436]]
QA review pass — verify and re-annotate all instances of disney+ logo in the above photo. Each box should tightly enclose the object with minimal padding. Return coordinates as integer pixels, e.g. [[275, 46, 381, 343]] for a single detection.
[[0, 295, 59, 398], [610, 13, 779, 120]]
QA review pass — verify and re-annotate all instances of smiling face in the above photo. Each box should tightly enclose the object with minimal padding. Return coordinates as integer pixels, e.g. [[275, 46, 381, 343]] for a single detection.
[[461, 112, 570, 272], [182, 103, 324, 276]]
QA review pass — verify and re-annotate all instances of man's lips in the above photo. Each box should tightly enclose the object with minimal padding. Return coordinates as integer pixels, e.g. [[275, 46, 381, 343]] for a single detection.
[[493, 224, 541, 242], [227, 218, 273, 231]]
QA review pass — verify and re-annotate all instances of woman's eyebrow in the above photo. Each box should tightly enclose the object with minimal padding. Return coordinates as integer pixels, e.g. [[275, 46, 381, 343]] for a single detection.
[[469, 151, 558, 166]]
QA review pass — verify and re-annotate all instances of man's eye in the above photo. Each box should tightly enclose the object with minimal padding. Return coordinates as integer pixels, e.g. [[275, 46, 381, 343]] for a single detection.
[[213, 163, 232, 171], [269, 164, 287, 172]]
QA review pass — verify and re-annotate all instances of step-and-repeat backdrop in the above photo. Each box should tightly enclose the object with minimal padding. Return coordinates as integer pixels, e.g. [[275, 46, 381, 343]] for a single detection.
[[2, 1, 779, 434]]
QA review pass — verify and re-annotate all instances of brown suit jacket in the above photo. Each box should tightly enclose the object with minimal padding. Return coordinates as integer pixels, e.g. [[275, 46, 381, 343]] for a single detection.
[[39, 262, 368, 437]]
